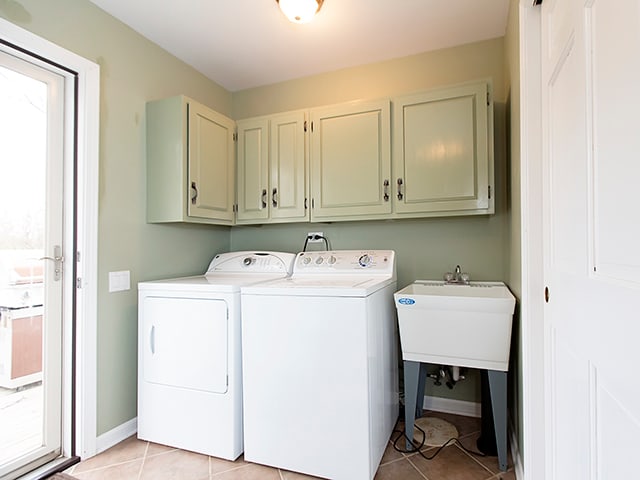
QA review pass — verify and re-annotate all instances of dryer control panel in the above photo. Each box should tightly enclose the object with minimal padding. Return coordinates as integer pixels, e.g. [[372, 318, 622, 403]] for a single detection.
[[206, 251, 296, 274], [294, 250, 395, 275]]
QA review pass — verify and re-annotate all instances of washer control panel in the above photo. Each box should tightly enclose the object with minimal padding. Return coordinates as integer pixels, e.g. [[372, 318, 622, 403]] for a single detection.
[[294, 250, 395, 274]]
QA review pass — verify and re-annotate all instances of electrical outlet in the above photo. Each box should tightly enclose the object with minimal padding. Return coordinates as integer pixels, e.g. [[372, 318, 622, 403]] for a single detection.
[[306, 231, 324, 243]]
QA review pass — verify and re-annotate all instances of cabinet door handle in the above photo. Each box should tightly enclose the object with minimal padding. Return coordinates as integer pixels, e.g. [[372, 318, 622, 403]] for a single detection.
[[397, 178, 404, 200], [261, 189, 267, 209], [383, 179, 390, 202], [272, 188, 278, 207], [191, 181, 198, 204]]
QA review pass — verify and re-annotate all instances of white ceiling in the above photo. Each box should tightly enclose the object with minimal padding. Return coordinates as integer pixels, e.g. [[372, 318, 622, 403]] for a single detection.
[[89, 0, 511, 92]]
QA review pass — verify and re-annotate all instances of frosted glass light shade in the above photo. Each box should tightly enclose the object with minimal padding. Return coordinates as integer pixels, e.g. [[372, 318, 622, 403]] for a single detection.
[[277, 0, 324, 24]]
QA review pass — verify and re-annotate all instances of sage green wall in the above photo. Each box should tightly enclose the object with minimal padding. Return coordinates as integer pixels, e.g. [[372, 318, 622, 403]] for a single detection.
[[231, 38, 509, 404], [0, 0, 233, 436]]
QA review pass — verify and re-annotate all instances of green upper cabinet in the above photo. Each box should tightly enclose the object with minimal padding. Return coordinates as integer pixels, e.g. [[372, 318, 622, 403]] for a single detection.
[[309, 100, 392, 222], [392, 81, 494, 217], [236, 111, 308, 224], [146, 96, 235, 225]]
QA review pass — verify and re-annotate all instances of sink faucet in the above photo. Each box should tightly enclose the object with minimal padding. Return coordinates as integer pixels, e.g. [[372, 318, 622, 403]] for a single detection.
[[445, 265, 470, 284], [455, 265, 462, 281]]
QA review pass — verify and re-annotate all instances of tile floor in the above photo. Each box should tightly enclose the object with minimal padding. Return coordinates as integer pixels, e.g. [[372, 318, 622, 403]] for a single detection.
[[65, 411, 515, 480]]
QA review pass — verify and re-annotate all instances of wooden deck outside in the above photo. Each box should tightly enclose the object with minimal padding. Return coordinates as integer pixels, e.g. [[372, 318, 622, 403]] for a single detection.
[[0, 382, 42, 466]]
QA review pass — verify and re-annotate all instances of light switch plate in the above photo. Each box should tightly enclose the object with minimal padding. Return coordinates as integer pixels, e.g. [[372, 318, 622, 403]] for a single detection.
[[109, 270, 131, 292]]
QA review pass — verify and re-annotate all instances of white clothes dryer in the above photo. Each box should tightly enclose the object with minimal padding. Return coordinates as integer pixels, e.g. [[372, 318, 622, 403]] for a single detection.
[[240, 250, 399, 480], [137, 251, 295, 460]]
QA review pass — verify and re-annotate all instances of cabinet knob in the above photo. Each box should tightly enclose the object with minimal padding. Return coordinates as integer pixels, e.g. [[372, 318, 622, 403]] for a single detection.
[[261, 189, 267, 209], [397, 178, 404, 200], [272, 188, 278, 207]]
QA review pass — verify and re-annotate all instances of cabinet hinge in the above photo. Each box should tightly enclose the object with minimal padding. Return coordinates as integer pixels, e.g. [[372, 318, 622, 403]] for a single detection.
[[311, 198, 315, 208], [233, 203, 238, 213], [311, 121, 314, 133], [488, 185, 492, 199], [232, 132, 238, 141], [487, 91, 491, 106], [304, 120, 307, 132]]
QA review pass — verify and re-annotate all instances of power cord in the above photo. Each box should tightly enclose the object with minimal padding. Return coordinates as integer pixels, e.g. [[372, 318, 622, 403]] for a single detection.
[[390, 417, 486, 461], [302, 234, 330, 252]]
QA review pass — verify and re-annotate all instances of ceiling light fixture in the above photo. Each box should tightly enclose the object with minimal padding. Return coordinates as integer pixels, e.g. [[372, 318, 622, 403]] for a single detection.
[[276, 0, 324, 24]]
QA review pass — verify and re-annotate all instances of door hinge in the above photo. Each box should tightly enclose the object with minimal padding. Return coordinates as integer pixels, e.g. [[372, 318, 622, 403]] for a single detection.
[[76, 278, 82, 289], [76, 251, 81, 263], [488, 185, 492, 199]]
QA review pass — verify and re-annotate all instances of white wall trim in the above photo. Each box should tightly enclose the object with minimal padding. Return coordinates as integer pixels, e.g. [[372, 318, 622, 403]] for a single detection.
[[95, 418, 138, 455], [0, 17, 100, 461], [518, 1, 545, 479], [422, 395, 481, 418]]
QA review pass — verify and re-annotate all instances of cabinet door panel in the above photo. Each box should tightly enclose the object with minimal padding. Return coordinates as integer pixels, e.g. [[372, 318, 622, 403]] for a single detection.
[[188, 102, 235, 221], [270, 111, 307, 221], [393, 82, 492, 215], [310, 101, 391, 221], [237, 118, 269, 222]]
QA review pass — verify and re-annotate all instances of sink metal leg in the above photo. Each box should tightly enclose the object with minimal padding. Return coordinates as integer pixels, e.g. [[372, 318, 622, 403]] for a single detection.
[[416, 362, 429, 419], [403, 360, 420, 450], [488, 370, 508, 472]]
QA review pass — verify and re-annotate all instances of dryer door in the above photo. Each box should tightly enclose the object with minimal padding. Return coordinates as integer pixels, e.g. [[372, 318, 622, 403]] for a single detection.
[[142, 295, 228, 394]]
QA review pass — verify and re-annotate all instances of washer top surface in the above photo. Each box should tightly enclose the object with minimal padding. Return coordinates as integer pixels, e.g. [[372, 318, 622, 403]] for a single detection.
[[138, 251, 296, 293], [242, 250, 396, 297]]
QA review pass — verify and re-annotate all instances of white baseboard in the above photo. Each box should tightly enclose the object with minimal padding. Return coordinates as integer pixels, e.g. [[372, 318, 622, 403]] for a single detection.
[[95, 417, 137, 455], [422, 395, 481, 418]]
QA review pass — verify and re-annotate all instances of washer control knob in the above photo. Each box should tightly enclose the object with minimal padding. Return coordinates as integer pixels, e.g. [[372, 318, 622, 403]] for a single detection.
[[358, 254, 371, 267], [328, 255, 337, 265], [302, 256, 312, 265], [315, 256, 324, 265], [243, 257, 253, 266]]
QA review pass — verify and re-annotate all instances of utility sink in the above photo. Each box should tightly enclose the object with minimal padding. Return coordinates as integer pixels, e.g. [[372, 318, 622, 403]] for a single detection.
[[394, 281, 516, 371]]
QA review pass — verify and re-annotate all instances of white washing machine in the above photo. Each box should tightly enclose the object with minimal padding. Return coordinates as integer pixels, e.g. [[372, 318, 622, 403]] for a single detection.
[[241, 250, 399, 480], [137, 251, 295, 460]]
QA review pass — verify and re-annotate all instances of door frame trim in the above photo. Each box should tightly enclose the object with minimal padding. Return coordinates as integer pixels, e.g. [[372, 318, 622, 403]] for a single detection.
[[518, 1, 546, 479], [0, 17, 100, 460]]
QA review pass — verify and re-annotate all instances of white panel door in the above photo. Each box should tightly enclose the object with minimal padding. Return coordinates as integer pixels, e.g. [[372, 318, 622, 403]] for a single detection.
[[541, 0, 640, 478]]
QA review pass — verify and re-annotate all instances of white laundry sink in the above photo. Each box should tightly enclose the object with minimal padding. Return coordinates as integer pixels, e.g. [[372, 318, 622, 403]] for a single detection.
[[394, 281, 516, 371]]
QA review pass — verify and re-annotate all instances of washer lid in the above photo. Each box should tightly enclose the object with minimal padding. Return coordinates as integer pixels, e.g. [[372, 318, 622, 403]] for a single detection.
[[138, 272, 295, 292], [241, 274, 396, 297]]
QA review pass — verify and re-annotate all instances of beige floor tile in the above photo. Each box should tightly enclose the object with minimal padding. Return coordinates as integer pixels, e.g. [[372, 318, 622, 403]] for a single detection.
[[212, 463, 281, 479], [280, 467, 325, 479], [139, 448, 209, 480], [209, 454, 249, 475], [379, 439, 406, 465], [456, 430, 513, 473], [146, 441, 178, 457], [409, 444, 494, 480], [73, 459, 143, 480], [74, 436, 147, 473], [422, 410, 481, 438], [374, 458, 426, 480], [491, 470, 516, 480]]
